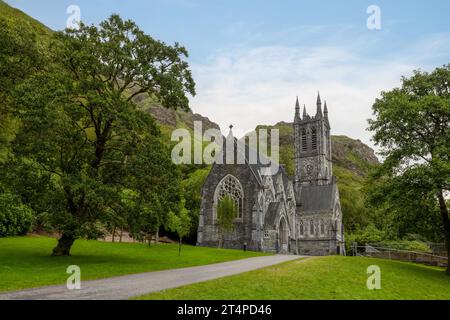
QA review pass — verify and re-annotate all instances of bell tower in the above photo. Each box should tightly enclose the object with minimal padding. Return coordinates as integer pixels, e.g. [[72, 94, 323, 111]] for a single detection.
[[293, 93, 332, 187]]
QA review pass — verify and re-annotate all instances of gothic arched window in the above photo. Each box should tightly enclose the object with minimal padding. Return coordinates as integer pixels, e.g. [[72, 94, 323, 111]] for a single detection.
[[311, 128, 317, 150], [299, 221, 304, 236], [301, 129, 307, 151], [320, 220, 325, 235], [309, 220, 315, 235], [214, 175, 244, 220]]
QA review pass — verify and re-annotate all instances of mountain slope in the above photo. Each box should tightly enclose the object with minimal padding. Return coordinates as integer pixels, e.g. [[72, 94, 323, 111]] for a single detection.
[[1, 0, 377, 236], [0, 1, 51, 38]]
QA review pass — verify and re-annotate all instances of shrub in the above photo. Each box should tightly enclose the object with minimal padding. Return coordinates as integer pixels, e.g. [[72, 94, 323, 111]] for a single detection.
[[0, 192, 34, 237]]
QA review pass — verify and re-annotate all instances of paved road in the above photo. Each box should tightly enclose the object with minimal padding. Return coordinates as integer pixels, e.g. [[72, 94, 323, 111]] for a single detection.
[[0, 255, 303, 300]]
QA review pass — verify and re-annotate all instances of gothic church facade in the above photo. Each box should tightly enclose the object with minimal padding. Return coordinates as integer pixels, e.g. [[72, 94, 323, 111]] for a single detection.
[[197, 94, 344, 255]]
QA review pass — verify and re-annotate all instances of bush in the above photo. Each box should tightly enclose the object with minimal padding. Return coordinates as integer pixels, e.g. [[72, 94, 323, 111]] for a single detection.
[[345, 225, 433, 254], [378, 240, 432, 253], [0, 192, 34, 237], [345, 224, 385, 254]]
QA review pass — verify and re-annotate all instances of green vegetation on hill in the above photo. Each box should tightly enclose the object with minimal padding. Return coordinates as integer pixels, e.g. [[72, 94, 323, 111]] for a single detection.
[[136, 255, 450, 300], [0, 0, 51, 41], [0, 1, 196, 256], [0, 236, 266, 292]]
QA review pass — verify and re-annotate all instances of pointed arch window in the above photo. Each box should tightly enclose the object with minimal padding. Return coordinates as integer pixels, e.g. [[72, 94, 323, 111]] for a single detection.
[[299, 221, 304, 236], [311, 128, 317, 150], [320, 220, 325, 235], [309, 220, 315, 235], [214, 175, 244, 220], [301, 129, 307, 151]]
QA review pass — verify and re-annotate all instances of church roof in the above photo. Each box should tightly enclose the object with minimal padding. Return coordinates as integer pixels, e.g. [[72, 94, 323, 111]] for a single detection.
[[265, 202, 283, 227], [298, 183, 336, 212], [216, 129, 293, 189], [279, 165, 292, 191]]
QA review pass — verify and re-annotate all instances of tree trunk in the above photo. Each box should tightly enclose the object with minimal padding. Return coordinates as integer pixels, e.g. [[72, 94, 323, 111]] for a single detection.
[[112, 226, 116, 242], [218, 229, 223, 248], [436, 190, 450, 275], [52, 233, 75, 256], [179, 237, 182, 256], [119, 229, 123, 242]]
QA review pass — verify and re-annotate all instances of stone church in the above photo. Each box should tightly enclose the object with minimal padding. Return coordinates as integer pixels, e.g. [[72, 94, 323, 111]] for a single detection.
[[197, 94, 344, 255]]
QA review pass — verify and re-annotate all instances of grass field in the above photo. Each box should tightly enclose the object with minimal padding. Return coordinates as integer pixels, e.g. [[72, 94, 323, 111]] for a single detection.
[[0, 236, 266, 292], [136, 256, 450, 300]]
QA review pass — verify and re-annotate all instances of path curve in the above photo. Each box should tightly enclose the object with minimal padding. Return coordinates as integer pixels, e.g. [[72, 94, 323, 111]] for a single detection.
[[0, 254, 303, 300]]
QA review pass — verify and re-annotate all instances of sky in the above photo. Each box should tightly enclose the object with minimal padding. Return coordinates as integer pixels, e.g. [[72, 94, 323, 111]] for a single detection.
[[5, 0, 450, 152]]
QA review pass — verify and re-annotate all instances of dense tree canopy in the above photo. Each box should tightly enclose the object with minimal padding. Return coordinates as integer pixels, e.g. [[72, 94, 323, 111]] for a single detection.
[[9, 15, 196, 255], [367, 64, 450, 274], [0, 18, 42, 161]]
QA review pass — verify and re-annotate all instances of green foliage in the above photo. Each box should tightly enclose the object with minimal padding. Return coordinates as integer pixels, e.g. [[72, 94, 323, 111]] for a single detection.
[[345, 224, 385, 253], [379, 240, 431, 253], [181, 166, 210, 241], [167, 199, 192, 255], [7, 14, 195, 255], [216, 195, 237, 247], [367, 64, 450, 272], [333, 166, 370, 232], [0, 192, 34, 237], [216, 196, 237, 232], [0, 16, 43, 161]]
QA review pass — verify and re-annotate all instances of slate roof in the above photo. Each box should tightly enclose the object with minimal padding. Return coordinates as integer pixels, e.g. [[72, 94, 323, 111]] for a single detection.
[[217, 133, 293, 190], [279, 165, 292, 191], [298, 183, 336, 212], [264, 202, 283, 227]]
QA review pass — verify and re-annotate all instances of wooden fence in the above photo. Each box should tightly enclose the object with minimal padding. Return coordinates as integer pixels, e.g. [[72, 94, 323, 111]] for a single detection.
[[351, 244, 448, 268]]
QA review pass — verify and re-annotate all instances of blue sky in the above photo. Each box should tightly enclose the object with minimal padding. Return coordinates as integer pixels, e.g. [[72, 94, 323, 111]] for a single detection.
[[5, 0, 450, 150]]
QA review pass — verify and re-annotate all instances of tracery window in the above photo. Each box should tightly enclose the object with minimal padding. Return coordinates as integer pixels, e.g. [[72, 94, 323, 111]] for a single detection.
[[311, 128, 317, 150], [309, 220, 315, 235], [320, 220, 325, 235], [214, 175, 244, 219], [301, 129, 307, 151]]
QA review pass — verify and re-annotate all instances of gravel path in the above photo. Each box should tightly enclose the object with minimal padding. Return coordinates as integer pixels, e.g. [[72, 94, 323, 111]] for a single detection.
[[0, 254, 303, 300]]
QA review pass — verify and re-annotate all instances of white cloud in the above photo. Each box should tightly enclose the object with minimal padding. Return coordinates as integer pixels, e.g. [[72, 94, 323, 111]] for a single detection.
[[188, 29, 450, 154]]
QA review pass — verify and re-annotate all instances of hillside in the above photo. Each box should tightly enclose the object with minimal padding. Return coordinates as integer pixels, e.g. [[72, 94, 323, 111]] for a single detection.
[[1, 0, 378, 236], [0, 1, 51, 39], [132, 94, 220, 138]]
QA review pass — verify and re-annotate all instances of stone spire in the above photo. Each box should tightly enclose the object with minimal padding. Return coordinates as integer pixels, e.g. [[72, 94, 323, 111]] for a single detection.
[[324, 101, 330, 127], [294, 96, 300, 121], [316, 91, 322, 118], [303, 104, 308, 119]]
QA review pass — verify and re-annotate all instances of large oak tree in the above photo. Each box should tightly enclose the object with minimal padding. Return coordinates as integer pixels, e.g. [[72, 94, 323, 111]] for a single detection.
[[11, 15, 195, 255], [368, 64, 450, 274]]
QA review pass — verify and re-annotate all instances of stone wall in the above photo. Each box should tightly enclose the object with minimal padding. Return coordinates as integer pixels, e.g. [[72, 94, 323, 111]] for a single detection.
[[298, 239, 335, 255], [197, 163, 261, 251]]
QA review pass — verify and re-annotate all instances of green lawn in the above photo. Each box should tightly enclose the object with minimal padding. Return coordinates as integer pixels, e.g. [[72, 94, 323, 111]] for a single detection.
[[136, 256, 450, 300], [0, 236, 267, 292]]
